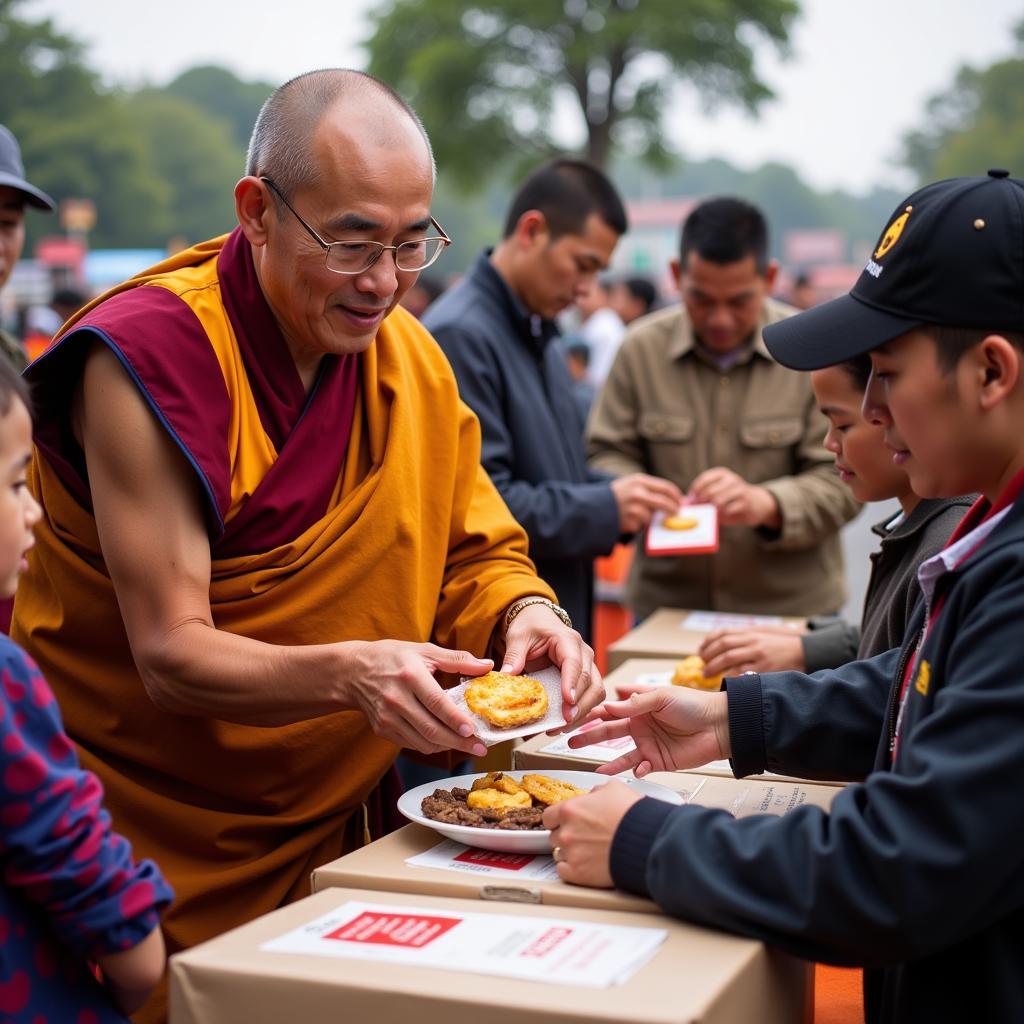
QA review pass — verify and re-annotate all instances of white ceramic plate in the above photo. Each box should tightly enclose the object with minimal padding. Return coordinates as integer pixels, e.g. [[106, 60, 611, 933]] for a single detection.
[[398, 769, 683, 854]]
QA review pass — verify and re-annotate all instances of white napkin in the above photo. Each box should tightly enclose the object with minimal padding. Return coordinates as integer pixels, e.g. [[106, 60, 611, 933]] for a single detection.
[[449, 665, 570, 746]]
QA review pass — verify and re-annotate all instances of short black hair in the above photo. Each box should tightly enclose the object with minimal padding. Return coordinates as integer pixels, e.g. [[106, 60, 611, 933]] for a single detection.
[[621, 276, 657, 313], [839, 354, 872, 392], [923, 325, 1024, 374], [680, 197, 769, 274], [503, 159, 627, 240], [0, 357, 30, 418]]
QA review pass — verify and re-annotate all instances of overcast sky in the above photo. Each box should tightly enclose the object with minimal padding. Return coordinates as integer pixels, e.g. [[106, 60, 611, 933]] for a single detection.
[[26, 0, 1023, 194]]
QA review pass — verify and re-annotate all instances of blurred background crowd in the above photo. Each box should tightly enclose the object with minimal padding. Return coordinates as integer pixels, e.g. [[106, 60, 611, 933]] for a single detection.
[[2, 0, 1021, 361]]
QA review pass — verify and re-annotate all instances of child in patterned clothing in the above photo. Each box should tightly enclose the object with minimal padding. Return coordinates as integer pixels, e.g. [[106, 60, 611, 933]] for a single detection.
[[0, 356, 173, 1021]]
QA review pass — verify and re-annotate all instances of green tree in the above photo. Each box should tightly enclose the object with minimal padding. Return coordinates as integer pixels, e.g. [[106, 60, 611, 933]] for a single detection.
[[165, 65, 275, 151], [0, 0, 99, 129], [364, 0, 799, 187], [0, 0, 171, 247], [123, 90, 243, 245], [903, 22, 1024, 182]]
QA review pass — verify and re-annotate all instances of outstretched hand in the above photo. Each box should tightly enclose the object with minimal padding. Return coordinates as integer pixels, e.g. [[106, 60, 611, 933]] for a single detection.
[[569, 687, 731, 777]]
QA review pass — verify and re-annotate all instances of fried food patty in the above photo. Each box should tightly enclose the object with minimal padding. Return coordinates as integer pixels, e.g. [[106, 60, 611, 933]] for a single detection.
[[672, 654, 724, 691], [467, 788, 533, 811], [465, 670, 548, 728], [520, 774, 586, 806], [663, 514, 700, 531]]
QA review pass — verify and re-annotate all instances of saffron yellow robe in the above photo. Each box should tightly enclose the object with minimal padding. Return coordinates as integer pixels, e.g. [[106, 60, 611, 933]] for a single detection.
[[12, 232, 554, 1020]]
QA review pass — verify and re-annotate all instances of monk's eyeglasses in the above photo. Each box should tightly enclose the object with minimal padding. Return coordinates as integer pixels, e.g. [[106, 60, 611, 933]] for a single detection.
[[260, 176, 451, 274]]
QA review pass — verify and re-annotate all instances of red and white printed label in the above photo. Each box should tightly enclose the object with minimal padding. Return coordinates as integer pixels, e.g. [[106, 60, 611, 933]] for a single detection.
[[405, 840, 560, 881], [261, 900, 667, 988], [520, 926, 573, 958], [323, 911, 460, 948], [452, 848, 533, 872]]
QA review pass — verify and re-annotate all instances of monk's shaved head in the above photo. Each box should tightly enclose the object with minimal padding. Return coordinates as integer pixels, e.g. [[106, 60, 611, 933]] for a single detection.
[[246, 69, 434, 201]]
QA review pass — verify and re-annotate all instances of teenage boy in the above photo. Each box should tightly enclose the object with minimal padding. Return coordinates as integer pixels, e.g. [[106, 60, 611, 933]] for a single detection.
[[544, 171, 1024, 1024], [698, 356, 974, 675]]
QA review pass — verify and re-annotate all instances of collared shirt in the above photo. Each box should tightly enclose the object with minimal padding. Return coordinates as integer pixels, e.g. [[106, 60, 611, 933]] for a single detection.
[[588, 300, 861, 619]]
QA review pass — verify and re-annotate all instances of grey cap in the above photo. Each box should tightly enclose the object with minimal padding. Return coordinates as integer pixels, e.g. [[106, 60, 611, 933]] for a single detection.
[[0, 124, 55, 211]]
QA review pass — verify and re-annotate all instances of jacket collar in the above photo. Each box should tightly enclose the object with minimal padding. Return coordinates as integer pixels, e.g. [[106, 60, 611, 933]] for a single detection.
[[665, 303, 774, 366], [471, 248, 560, 358], [870, 495, 976, 542]]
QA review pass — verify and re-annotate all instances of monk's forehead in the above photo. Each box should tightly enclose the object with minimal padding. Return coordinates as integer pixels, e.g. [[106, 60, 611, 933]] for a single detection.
[[311, 94, 431, 180]]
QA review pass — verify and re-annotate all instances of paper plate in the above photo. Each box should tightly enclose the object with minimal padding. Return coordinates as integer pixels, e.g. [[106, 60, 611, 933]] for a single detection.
[[398, 769, 683, 854]]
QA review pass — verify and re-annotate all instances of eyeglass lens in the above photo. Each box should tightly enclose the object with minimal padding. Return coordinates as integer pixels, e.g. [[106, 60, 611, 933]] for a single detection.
[[325, 237, 445, 273]]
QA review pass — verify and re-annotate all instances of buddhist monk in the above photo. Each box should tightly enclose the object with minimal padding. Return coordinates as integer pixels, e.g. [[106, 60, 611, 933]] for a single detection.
[[12, 69, 601, 1021]]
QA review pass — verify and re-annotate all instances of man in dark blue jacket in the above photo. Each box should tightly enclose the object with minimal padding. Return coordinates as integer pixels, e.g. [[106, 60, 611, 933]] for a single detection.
[[425, 160, 680, 639], [544, 171, 1024, 1023]]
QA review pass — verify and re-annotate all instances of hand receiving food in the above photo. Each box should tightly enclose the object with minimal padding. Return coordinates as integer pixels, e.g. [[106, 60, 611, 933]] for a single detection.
[[542, 780, 641, 888], [569, 686, 731, 777], [610, 473, 683, 534], [688, 467, 780, 529], [698, 628, 806, 676]]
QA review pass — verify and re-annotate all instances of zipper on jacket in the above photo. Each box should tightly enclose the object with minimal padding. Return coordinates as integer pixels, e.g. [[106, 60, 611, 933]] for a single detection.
[[887, 627, 923, 754]]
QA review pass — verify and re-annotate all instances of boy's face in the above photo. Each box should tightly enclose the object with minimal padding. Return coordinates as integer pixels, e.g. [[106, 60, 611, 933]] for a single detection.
[[811, 365, 911, 504], [0, 187, 27, 291], [0, 399, 40, 599], [864, 329, 981, 499]]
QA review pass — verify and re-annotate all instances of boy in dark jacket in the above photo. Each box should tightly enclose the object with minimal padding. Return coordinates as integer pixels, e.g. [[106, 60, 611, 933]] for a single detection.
[[698, 354, 973, 674], [544, 171, 1024, 1024]]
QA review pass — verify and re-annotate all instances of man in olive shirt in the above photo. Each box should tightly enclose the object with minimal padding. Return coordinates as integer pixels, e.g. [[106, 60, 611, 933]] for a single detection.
[[587, 198, 860, 623]]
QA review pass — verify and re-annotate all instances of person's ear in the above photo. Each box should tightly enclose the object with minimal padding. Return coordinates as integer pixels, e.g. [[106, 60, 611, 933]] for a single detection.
[[975, 334, 1020, 411], [235, 176, 272, 247], [514, 210, 549, 251], [762, 259, 780, 291], [669, 258, 682, 292]]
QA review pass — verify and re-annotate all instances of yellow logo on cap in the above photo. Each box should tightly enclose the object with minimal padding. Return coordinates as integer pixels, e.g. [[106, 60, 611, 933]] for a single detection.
[[874, 206, 912, 260]]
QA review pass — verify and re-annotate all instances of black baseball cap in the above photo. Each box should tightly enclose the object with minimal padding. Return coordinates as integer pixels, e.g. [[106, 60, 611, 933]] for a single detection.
[[0, 124, 55, 211], [764, 169, 1024, 370]]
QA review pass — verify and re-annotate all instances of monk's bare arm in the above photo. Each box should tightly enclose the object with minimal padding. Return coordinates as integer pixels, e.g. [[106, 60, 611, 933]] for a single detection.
[[74, 343, 487, 751]]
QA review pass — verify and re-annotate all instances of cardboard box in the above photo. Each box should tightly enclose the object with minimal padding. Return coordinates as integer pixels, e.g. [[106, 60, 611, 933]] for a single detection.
[[514, 728, 848, 788], [312, 822, 659, 913], [170, 886, 809, 1024], [607, 608, 806, 671], [602, 657, 681, 698], [640, 770, 841, 814]]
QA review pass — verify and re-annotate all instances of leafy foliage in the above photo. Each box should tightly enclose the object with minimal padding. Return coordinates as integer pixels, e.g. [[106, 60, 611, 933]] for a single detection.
[[365, 0, 798, 186], [902, 23, 1024, 183]]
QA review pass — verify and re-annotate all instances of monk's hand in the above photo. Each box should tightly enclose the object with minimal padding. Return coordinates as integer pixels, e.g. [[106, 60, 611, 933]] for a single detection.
[[569, 687, 730, 777], [542, 780, 641, 888], [343, 640, 491, 757], [500, 604, 603, 732]]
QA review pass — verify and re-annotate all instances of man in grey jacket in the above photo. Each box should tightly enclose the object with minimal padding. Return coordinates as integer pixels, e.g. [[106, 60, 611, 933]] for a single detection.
[[425, 160, 679, 639]]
